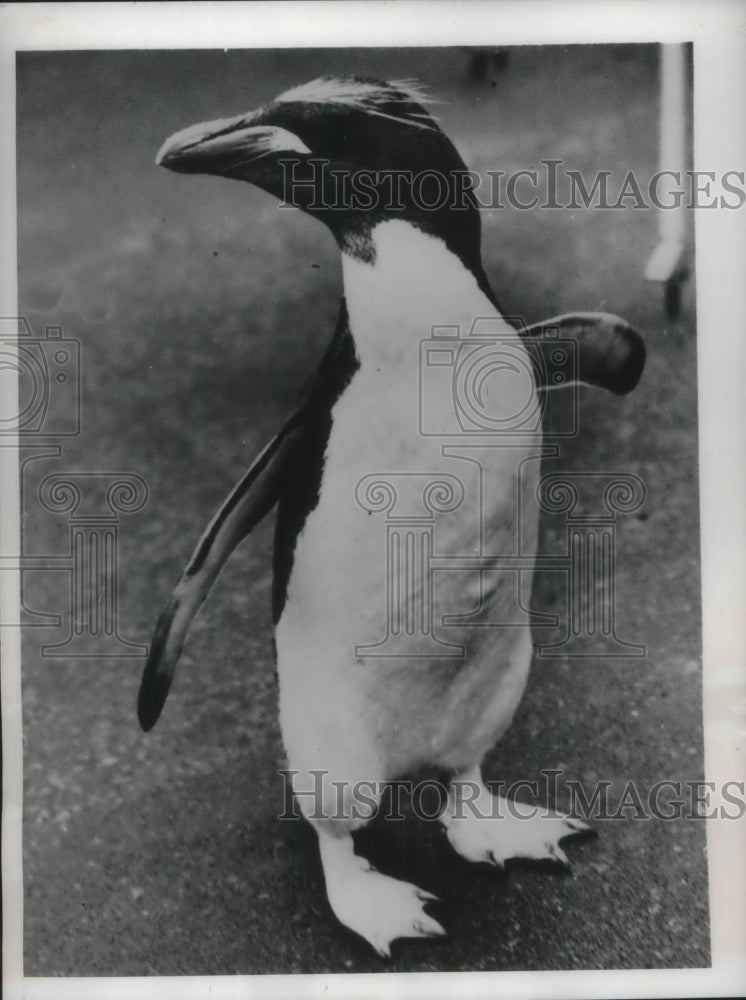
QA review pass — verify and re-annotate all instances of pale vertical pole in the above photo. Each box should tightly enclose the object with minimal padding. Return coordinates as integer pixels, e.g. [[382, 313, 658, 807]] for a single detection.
[[645, 43, 689, 316]]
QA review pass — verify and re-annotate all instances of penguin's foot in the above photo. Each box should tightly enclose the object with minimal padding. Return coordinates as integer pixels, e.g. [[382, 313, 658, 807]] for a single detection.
[[445, 799, 589, 868], [442, 772, 591, 869], [317, 832, 445, 956]]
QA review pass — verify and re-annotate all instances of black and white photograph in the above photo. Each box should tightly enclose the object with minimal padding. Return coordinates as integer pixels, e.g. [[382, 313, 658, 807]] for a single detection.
[[2, 3, 745, 998]]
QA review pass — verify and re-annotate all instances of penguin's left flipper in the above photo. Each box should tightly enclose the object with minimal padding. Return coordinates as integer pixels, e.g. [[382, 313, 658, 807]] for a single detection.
[[520, 312, 645, 395], [137, 410, 306, 732]]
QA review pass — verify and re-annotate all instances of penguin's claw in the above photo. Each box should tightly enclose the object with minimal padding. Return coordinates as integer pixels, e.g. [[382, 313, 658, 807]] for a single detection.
[[565, 816, 591, 833], [414, 916, 447, 938], [547, 844, 570, 868]]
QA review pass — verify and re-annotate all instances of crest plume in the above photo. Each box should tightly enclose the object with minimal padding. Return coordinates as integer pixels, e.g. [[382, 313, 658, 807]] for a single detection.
[[276, 76, 440, 130]]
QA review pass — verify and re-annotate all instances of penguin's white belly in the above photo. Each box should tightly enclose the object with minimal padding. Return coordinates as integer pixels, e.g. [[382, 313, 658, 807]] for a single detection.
[[275, 221, 541, 776]]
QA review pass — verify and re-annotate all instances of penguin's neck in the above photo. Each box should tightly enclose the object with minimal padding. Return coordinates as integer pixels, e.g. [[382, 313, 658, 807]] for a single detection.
[[340, 219, 496, 368]]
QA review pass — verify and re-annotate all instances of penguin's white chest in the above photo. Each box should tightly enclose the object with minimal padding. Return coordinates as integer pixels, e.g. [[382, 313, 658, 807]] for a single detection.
[[276, 221, 541, 661]]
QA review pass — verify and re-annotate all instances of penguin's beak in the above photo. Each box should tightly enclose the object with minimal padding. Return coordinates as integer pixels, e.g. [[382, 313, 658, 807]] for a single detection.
[[156, 115, 311, 176]]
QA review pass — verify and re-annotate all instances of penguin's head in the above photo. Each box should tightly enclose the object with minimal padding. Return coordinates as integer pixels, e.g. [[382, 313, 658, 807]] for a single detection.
[[156, 76, 482, 267]]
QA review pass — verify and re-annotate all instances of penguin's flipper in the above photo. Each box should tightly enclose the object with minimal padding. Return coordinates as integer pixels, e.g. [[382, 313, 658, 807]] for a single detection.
[[137, 414, 304, 732], [521, 312, 645, 395]]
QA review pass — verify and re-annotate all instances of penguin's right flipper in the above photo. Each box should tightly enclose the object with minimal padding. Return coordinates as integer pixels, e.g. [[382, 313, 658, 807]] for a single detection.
[[520, 312, 645, 395], [138, 303, 356, 732], [137, 413, 305, 732]]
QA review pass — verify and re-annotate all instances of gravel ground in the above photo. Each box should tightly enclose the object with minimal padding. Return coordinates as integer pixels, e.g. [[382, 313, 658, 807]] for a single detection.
[[17, 45, 708, 975]]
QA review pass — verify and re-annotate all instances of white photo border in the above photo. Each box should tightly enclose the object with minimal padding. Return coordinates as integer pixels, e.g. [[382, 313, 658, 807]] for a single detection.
[[2, 3, 744, 999]]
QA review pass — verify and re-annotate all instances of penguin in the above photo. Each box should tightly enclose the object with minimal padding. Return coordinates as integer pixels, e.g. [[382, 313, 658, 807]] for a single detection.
[[139, 76, 645, 956]]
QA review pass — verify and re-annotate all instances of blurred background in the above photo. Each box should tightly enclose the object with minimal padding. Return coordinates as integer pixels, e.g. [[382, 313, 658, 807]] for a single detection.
[[17, 45, 707, 975]]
